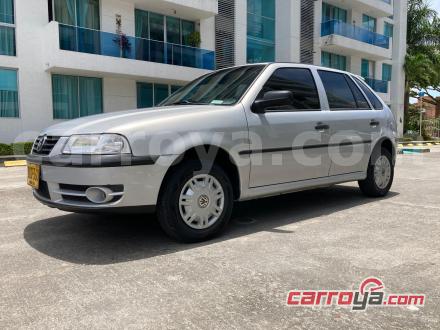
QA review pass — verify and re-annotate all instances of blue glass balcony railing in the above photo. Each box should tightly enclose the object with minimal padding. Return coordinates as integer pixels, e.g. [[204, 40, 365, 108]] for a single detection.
[[364, 77, 388, 93], [59, 24, 215, 70], [321, 20, 390, 49]]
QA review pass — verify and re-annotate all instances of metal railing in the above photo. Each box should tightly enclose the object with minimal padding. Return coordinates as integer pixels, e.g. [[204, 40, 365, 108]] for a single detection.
[[58, 24, 215, 70], [321, 20, 390, 49], [423, 118, 440, 139]]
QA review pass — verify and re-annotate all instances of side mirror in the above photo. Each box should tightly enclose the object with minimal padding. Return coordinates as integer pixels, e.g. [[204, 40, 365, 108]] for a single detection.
[[251, 90, 293, 114]]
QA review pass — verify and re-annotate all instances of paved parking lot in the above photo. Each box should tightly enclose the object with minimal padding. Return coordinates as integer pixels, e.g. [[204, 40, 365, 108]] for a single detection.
[[1, 149, 439, 329]]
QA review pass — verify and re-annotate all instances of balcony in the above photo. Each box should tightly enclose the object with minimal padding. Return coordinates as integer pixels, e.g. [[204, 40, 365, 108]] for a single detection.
[[320, 20, 392, 60], [322, 20, 389, 49], [59, 24, 215, 70], [365, 77, 388, 93]]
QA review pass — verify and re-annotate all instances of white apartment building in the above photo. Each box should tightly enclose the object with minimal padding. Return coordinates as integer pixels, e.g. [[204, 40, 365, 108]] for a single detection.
[[0, 0, 407, 143]]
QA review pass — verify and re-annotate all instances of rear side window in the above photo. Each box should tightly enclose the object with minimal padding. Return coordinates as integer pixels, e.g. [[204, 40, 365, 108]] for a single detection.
[[318, 70, 357, 109], [258, 68, 321, 110], [345, 75, 370, 109], [353, 76, 384, 110]]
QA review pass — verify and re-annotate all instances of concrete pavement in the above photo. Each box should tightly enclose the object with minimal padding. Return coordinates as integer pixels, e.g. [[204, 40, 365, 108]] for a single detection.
[[0, 150, 439, 329]]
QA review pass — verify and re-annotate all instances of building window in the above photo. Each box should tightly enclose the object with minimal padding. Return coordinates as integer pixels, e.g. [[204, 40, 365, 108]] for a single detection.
[[52, 74, 102, 119], [362, 14, 377, 32], [384, 22, 393, 38], [135, 9, 196, 46], [246, 0, 275, 63], [322, 2, 347, 23], [0, 0, 16, 56], [382, 63, 392, 81], [361, 59, 375, 78], [321, 51, 347, 71], [0, 68, 19, 117], [137, 82, 182, 108], [52, 0, 100, 29]]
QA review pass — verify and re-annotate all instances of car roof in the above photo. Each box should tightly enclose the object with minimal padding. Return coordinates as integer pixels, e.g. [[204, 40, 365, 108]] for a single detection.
[[221, 62, 362, 79]]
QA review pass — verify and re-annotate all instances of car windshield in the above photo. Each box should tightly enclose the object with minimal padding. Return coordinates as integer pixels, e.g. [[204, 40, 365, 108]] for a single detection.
[[160, 65, 265, 106]]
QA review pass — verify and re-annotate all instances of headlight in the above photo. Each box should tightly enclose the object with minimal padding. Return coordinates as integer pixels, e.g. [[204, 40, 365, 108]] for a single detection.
[[62, 134, 131, 155]]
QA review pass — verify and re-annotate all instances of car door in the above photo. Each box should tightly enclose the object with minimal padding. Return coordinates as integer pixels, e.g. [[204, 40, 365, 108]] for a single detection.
[[245, 67, 332, 187], [316, 70, 382, 176]]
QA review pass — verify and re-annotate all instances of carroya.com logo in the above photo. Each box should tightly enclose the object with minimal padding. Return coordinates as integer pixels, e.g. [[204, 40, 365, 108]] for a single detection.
[[286, 277, 425, 311]]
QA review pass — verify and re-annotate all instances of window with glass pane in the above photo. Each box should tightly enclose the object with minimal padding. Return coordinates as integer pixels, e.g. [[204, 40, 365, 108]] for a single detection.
[[0, 68, 18, 117], [52, 74, 102, 119], [361, 59, 375, 78], [321, 51, 346, 71], [318, 71, 357, 110], [0, 0, 14, 24], [362, 14, 377, 32], [247, 0, 275, 63], [154, 84, 169, 106], [384, 22, 393, 38], [258, 68, 320, 110], [382, 64, 392, 81], [135, 9, 149, 38], [0, 0, 15, 57], [137, 82, 153, 108], [78, 77, 102, 116], [167, 16, 181, 44], [0, 26, 15, 56], [182, 20, 195, 46], [53, 0, 100, 29], [322, 3, 347, 23], [149, 12, 164, 41]]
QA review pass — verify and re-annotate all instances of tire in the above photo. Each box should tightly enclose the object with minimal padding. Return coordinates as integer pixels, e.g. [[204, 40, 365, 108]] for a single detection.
[[157, 160, 234, 243], [358, 147, 394, 197]]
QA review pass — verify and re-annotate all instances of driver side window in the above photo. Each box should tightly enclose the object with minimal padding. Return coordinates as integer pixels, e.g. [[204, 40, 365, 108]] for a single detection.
[[257, 68, 321, 111]]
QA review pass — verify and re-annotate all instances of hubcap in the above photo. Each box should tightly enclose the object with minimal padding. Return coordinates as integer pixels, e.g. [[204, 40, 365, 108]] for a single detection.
[[179, 174, 225, 230], [374, 155, 391, 189]]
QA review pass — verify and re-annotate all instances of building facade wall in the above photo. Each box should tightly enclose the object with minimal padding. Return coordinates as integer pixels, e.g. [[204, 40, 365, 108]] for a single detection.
[[0, 0, 408, 143], [0, 0, 217, 143]]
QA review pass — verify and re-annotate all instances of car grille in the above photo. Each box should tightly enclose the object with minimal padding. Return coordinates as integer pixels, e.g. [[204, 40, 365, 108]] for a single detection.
[[32, 136, 60, 155]]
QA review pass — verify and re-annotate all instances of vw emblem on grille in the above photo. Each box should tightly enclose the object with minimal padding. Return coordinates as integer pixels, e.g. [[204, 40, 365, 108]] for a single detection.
[[36, 135, 47, 153]]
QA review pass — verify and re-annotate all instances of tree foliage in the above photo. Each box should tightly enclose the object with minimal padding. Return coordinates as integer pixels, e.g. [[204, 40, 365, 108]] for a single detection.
[[406, 5, 440, 100], [404, 0, 440, 130]]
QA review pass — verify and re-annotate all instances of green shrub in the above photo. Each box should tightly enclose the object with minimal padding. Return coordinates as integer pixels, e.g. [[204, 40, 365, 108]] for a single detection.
[[0, 142, 33, 156], [12, 142, 33, 155], [0, 143, 13, 156]]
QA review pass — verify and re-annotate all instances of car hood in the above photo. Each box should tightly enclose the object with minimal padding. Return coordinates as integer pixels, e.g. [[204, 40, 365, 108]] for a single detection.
[[41, 105, 228, 137]]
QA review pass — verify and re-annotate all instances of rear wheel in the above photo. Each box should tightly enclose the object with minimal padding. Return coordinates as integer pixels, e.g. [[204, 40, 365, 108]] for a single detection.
[[157, 160, 234, 242], [358, 147, 394, 197]]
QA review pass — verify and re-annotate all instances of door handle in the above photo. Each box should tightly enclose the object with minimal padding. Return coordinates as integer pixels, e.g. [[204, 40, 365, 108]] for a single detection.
[[315, 123, 329, 130], [370, 120, 380, 127]]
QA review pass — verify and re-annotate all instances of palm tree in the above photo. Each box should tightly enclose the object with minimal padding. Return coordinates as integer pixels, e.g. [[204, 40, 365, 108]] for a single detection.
[[404, 0, 440, 129]]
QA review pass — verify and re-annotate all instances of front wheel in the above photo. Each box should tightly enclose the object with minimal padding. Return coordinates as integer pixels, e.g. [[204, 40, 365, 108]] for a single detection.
[[157, 160, 234, 243], [358, 147, 394, 197]]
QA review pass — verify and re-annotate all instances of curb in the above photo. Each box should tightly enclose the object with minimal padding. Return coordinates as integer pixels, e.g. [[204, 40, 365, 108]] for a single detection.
[[397, 141, 440, 148], [0, 155, 27, 167]]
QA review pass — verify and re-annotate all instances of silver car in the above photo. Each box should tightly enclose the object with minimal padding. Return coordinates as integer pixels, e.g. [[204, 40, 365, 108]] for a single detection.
[[27, 63, 397, 242]]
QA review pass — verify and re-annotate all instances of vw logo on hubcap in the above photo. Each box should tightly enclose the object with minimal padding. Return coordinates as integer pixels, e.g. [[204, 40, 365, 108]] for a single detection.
[[198, 195, 210, 208]]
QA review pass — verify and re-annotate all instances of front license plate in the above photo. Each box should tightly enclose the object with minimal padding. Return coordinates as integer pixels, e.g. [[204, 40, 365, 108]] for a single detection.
[[27, 163, 40, 189]]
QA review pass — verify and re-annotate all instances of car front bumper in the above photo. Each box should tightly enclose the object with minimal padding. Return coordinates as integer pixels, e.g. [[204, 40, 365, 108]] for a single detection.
[[28, 154, 178, 212]]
